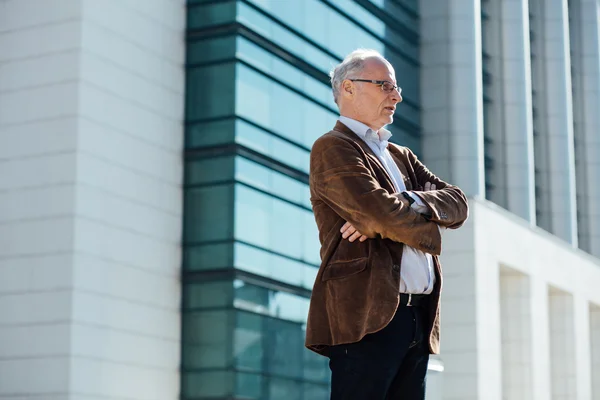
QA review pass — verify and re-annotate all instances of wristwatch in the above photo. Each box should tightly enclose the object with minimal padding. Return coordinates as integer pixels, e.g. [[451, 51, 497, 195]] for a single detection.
[[401, 191, 415, 205]]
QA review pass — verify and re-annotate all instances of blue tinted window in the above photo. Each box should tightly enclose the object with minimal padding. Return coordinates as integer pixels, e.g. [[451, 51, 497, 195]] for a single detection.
[[233, 307, 329, 387], [235, 64, 338, 148], [184, 242, 234, 271], [184, 281, 233, 310], [234, 242, 319, 289], [235, 119, 310, 174], [187, 36, 236, 65], [186, 118, 236, 148], [182, 370, 233, 398], [237, 2, 338, 73], [365, 0, 419, 31], [187, 1, 236, 29], [187, 63, 236, 120], [186, 156, 235, 185], [235, 157, 310, 208], [234, 184, 319, 263], [233, 280, 311, 323], [236, 36, 335, 108], [182, 310, 233, 370], [184, 184, 234, 243]]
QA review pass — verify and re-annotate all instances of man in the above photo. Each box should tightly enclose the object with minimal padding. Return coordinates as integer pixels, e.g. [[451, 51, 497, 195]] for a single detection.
[[305, 49, 469, 399]]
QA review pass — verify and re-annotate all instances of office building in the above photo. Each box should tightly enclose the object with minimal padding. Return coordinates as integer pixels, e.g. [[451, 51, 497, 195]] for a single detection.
[[1, 0, 599, 399]]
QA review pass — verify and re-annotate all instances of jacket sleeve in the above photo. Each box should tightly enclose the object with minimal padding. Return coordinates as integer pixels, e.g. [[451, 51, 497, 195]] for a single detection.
[[404, 147, 469, 229], [310, 134, 442, 255]]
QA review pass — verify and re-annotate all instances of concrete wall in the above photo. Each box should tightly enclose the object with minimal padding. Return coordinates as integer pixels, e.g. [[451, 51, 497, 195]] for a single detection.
[[569, 0, 600, 258], [529, 0, 579, 245], [498, 0, 536, 223], [439, 199, 600, 400], [419, 0, 486, 199], [0, 1, 185, 399]]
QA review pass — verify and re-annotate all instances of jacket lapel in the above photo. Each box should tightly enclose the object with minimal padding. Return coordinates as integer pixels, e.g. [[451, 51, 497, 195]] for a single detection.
[[332, 121, 396, 191]]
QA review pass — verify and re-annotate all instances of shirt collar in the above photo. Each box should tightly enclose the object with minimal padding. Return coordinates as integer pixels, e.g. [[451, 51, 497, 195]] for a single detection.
[[338, 116, 392, 151]]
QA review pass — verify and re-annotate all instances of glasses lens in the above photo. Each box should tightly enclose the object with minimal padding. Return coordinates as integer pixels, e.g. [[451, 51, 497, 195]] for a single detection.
[[382, 82, 395, 93]]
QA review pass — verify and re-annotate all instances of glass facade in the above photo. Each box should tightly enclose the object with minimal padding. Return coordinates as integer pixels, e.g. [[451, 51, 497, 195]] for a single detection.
[[182, 1, 422, 398], [568, 0, 590, 253], [481, 0, 499, 204], [528, 0, 552, 233]]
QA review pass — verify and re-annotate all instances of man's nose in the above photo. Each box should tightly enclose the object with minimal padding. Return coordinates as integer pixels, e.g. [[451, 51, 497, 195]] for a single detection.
[[390, 90, 402, 104]]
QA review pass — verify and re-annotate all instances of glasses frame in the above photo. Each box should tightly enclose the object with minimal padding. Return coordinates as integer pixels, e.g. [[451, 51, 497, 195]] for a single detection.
[[349, 79, 401, 94]]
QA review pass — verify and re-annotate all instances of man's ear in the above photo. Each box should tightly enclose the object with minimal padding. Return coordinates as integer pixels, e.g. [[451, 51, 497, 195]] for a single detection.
[[342, 79, 353, 97]]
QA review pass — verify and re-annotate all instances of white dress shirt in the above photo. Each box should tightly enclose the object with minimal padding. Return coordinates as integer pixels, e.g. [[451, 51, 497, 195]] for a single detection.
[[338, 116, 436, 294]]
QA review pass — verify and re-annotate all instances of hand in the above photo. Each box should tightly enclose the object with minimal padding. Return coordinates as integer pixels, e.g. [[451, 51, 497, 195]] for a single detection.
[[340, 221, 368, 243], [424, 181, 436, 191], [340, 182, 438, 243]]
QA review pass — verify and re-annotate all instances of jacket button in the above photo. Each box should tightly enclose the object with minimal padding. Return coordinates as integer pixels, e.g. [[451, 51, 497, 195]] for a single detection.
[[392, 264, 400, 272]]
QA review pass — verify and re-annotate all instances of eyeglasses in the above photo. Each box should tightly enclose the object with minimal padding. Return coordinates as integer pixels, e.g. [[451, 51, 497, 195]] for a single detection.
[[349, 79, 402, 94]]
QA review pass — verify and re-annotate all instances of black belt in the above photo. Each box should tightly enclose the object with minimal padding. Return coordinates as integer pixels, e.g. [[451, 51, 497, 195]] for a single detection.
[[399, 293, 429, 307]]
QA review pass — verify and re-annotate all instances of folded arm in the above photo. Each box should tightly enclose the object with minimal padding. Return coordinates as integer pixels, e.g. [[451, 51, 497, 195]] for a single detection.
[[310, 135, 441, 255], [399, 147, 469, 229]]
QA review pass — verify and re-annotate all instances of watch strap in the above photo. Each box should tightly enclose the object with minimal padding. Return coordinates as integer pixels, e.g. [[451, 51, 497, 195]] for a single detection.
[[401, 191, 415, 205]]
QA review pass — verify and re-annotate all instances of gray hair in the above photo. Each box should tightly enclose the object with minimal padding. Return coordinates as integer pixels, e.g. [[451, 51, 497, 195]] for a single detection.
[[330, 49, 390, 105]]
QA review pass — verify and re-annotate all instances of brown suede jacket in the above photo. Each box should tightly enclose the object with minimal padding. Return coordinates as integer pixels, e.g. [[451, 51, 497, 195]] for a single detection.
[[305, 121, 469, 357]]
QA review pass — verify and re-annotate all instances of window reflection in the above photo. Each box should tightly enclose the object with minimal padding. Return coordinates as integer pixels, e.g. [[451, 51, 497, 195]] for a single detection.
[[363, 0, 419, 21], [186, 156, 235, 186], [269, 378, 302, 400], [271, 199, 303, 258], [235, 184, 271, 248], [186, 118, 236, 149], [233, 242, 318, 290], [184, 281, 233, 310], [327, 10, 383, 57], [236, 37, 335, 108], [184, 242, 234, 271], [303, 382, 330, 400], [185, 184, 234, 243], [236, 372, 263, 399], [245, 0, 418, 62], [237, 2, 338, 74], [187, 1, 237, 29], [234, 184, 321, 272], [235, 64, 338, 149], [182, 310, 232, 369], [234, 311, 264, 371], [303, 345, 330, 382], [233, 279, 310, 323], [235, 155, 311, 211], [327, 0, 418, 60], [182, 370, 233, 398], [187, 36, 236, 65], [181, 292, 330, 398], [187, 63, 236, 121], [264, 317, 304, 379], [233, 308, 330, 384], [245, 0, 384, 60], [235, 119, 310, 174]]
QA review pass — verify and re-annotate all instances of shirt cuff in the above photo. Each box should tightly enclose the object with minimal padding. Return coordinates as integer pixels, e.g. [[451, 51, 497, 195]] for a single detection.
[[405, 192, 445, 234], [406, 191, 429, 214]]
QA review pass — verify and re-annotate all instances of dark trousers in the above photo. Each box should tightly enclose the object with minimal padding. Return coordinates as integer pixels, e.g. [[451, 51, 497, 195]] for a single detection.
[[328, 304, 430, 400]]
